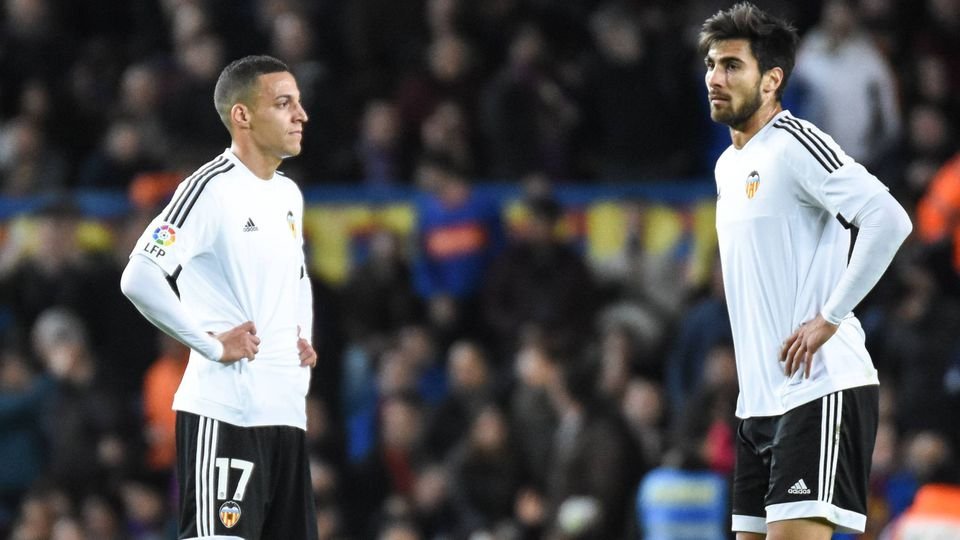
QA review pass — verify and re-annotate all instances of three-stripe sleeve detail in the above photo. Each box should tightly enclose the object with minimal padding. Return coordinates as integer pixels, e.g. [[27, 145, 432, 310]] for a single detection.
[[195, 416, 220, 536], [165, 157, 235, 227], [818, 392, 843, 503], [166, 157, 225, 223], [773, 117, 842, 173]]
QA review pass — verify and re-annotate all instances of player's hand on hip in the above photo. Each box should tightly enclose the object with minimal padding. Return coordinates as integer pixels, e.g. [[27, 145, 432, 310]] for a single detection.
[[780, 314, 839, 378], [216, 321, 260, 363], [297, 325, 317, 367]]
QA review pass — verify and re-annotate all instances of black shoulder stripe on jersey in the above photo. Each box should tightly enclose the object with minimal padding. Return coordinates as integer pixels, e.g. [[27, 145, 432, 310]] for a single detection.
[[779, 116, 842, 169], [175, 163, 235, 227], [780, 116, 843, 168], [773, 122, 836, 173], [165, 156, 227, 223], [776, 117, 842, 170]]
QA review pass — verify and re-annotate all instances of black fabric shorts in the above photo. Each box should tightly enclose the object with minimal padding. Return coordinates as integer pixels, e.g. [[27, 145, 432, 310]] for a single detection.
[[731, 385, 879, 534], [175, 412, 319, 540]]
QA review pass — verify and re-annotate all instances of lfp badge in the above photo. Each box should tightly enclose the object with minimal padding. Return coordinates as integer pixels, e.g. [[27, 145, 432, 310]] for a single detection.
[[219, 501, 241, 528], [745, 170, 760, 199], [152, 224, 177, 246]]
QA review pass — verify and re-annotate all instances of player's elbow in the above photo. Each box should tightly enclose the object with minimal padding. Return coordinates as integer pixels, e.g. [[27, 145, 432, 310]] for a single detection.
[[120, 258, 149, 306], [863, 192, 913, 246], [119, 261, 138, 301], [889, 202, 913, 245]]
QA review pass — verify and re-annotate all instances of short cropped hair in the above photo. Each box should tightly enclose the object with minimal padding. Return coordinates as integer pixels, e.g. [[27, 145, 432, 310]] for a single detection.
[[213, 55, 290, 130], [698, 2, 799, 100]]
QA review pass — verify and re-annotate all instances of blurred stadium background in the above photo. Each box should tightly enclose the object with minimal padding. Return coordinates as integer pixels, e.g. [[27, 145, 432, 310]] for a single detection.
[[2, 0, 960, 538]]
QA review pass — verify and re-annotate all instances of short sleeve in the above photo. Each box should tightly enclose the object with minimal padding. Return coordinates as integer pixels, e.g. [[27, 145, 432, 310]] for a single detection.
[[129, 180, 220, 275], [814, 162, 889, 224], [780, 118, 888, 223]]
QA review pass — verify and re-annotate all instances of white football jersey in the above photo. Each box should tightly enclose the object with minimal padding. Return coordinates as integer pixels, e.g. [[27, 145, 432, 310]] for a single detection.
[[131, 149, 311, 429], [715, 111, 886, 418]]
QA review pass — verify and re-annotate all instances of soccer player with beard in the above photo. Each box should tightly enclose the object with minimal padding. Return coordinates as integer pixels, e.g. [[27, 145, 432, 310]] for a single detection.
[[699, 4, 911, 539]]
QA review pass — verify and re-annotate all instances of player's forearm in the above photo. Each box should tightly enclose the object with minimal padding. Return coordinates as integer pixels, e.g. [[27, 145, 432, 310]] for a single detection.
[[120, 256, 224, 361], [821, 191, 912, 324]]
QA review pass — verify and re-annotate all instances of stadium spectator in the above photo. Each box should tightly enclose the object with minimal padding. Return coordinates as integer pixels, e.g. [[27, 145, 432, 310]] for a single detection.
[[445, 404, 522, 535], [508, 332, 560, 489], [883, 432, 960, 539], [160, 32, 230, 166], [418, 100, 476, 176], [412, 153, 505, 343], [0, 116, 68, 196], [32, 307, 132, 498], [340, 228, 423, 361], [346, 392, 428, 537], [115, 63, 170, 165], [422, 340, 495, 460], [620, 377, 668, 474], [0, 346, 54, 536], [396, 32, 481, 168], [0, 201, 103, 351], [580, 2, 699, 180], [482, 193, 597, 363], [792, 0, 901, 170], [140, 333, 188, 473], [874, 260, 960, 450], [664, 262, 732, 415], [266, 8, 344, 182], [408, 463, 457, 538], [479, 22, 580, 180], [355, 100, 408, 186], [544, 355, 641, 539], [916, 151, 960, 291], [77, 118, 162, 189]]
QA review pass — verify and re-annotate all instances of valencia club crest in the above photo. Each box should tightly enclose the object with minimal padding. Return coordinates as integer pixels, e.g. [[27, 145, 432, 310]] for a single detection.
[[219, 501, 241, 528], [745, 170, 760, 199]]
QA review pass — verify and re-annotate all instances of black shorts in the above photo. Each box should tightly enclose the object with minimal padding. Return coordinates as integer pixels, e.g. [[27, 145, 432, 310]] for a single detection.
[[175, 412, 319, 540], [731, 385, 879, 534]]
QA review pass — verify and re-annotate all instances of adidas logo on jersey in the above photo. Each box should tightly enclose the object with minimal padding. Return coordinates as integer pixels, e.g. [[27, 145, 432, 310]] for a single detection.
[[242, 218, 258, 232], [787, 479, 811, 495]]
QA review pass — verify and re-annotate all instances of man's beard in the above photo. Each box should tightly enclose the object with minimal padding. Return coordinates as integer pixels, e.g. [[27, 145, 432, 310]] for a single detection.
[[711, 82, 762, 130]]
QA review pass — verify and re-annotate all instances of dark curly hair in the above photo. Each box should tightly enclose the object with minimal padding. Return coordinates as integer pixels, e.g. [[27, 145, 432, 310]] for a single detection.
[[698, 2, 799, 101]]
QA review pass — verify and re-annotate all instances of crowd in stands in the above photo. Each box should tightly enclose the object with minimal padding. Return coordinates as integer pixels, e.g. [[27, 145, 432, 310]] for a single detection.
[[2, 0, 960, 538]]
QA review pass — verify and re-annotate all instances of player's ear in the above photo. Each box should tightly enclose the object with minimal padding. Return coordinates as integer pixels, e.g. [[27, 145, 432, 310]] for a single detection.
[[231, 103, 252, 129], [762, 67, 784, 97]]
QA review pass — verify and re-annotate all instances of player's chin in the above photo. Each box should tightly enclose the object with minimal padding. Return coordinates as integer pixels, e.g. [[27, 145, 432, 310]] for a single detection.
[[710, 109, 738, 126], [282, 143, 303, 157]]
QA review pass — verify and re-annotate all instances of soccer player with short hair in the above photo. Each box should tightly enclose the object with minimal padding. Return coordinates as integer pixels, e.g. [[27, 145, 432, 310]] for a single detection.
[[121, 55, 319, 539], [699, 4, 912, 539]]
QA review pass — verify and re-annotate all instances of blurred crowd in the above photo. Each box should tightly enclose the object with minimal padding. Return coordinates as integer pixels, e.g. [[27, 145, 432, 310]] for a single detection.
[[2, 0, 960, 538]]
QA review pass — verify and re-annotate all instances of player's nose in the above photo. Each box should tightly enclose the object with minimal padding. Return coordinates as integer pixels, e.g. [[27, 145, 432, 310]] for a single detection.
[[294, 101, 308, 123]]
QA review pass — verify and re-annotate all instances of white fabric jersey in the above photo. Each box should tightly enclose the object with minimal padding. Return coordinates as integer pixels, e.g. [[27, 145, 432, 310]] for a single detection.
[[715, 111, 886, 419], [130, 149, 311, 429]]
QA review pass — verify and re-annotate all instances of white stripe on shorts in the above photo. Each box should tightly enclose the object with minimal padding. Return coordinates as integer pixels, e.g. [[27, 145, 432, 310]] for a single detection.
[[195, 416, 220, 536], [818, 393, 843, 503]]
